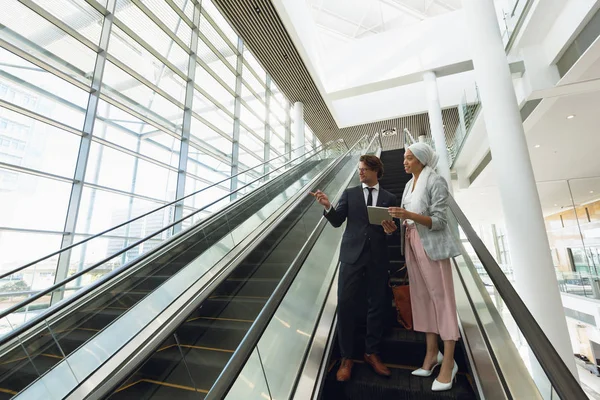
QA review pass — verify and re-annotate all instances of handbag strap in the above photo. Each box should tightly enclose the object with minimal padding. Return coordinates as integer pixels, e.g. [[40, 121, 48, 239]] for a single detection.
[[388, 264, 408, 287]]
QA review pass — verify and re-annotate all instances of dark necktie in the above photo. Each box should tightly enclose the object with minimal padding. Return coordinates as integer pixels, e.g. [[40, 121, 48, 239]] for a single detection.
[[366, 187, 374, 207]]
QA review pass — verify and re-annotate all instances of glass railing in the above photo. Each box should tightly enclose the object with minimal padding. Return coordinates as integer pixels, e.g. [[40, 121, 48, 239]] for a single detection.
[[448, 83, 481, 165], [210, 179, 585, 399], [499, 0, 533, 48], [448, 197, 586, 400], [0, 142, 340, 337], [13, 135, 373, 400], [201, 137, 381, 400], [557, 271, 600, 299]]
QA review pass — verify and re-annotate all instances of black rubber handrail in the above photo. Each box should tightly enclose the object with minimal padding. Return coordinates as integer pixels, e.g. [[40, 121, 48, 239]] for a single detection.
[[0, 142, 339, 347], [205, 134, 377, 400], [447, 196, 586, 400], [0, 142, 330, 282]]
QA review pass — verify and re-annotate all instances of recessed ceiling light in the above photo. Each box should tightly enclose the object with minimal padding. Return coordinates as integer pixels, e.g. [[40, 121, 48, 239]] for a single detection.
[[554, 204, 558, 207], [567, 115, 575, 119], [534, 144, 541, 148], [591, 191, 594, 194]]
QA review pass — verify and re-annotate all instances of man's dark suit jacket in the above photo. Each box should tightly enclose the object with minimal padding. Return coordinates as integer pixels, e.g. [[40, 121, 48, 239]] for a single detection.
[[324, 185, 398, 265]]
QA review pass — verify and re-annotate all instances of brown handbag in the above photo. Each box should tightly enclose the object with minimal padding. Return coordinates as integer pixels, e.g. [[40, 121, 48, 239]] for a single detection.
[[389, 265, 412, 330]]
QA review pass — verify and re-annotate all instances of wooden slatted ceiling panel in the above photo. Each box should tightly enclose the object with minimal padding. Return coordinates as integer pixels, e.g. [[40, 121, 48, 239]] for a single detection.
[[211, 0, 461, 151]]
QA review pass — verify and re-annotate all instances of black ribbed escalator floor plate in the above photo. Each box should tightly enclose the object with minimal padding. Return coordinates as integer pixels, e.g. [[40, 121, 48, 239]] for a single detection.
[[110, 379, 206, 400], [322, 361, 476, 400]]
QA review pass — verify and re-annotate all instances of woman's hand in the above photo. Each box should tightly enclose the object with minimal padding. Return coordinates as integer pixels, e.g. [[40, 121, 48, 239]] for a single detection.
[[388, 207, 413, 220], [381, 220, 397, 234]]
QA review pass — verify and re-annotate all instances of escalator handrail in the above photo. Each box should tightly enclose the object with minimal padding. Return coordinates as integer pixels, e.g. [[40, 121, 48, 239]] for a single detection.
[[0, 142, 339, 348], [447, 196, 587, 400], [205, 134, 378, 400], [0, 142, 332, 283]]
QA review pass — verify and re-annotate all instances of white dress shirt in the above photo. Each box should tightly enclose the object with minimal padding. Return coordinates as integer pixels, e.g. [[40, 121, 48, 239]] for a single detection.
[[325, 183, 380, 213], [362, 182, 380, 206]]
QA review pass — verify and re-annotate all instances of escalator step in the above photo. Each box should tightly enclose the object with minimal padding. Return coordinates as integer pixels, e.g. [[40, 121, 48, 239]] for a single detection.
[[138, 346, 228, 395], [212, 278, 280, 298], [322, 361, 476, 400], [227, 261, 289, 280], [110, 379, 206, 400], [184, 296, 266, 323]]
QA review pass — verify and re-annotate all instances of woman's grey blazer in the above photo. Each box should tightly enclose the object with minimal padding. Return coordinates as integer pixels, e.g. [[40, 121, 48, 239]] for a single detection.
[[400, 172, 461, 261]]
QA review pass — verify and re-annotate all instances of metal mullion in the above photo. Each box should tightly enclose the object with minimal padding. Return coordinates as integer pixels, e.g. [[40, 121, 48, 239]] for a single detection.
[[238, 121, 264, 143], [0, 69, 89, 118], [165, 0, 195, 29], [184, 170, 229, 190], [230, 38, 241, 198], [241, 59, 267, 89], [188, 136, 232, 166], [198, 32, 236, 75], [99, 93, 181, 138], [0, 226, 66, 236], [91, 136, 179, 172], [0, 38, 92, 92], [192, 83, 235, 120], [85, 0, 109, 16], [264, 76, 271, 172], [106, 54, 185, 109], [190, 109, 232, 140], [238, 142, 262, 163], [18, 0, 102, 53], [0, 99, 82, 137], [195, 57, 236, 96], [52, 0, 117, 304], [84, 182, 171, 205], [129, 0, 192, 55], [239, 97, 265, 124], [199, 8, 238, 54], [241, 81, 266, 106], [111, 18, 188, 81], [284, 97, 292, 160], [173, 3, 200, 233], [0, 162, 74, 184], [271, 129, 285, 143]]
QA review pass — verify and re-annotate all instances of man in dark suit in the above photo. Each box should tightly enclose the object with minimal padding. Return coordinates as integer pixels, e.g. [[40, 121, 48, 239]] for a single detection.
[[312, 155, 398, 381]]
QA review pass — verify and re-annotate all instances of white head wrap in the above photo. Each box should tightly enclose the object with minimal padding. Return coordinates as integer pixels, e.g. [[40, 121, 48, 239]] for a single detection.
[[408, 142, 439, 170], [402, 143, 439, 215]]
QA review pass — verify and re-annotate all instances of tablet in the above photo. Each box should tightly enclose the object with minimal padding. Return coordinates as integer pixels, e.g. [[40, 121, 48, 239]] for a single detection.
[[367, 206, 392, 225]]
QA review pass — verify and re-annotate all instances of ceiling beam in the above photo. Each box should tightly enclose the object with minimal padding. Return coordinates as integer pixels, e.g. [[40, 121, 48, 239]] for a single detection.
[[310, 4, 381, 35], [380, 0, 427, 20], [433, 0, 457, 12]]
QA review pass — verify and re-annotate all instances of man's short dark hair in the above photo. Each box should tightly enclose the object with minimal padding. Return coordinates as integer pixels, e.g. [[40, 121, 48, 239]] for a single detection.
[[359, 155, 384, 179]]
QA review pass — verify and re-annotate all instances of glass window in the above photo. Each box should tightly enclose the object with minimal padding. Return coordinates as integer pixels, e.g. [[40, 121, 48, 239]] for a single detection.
[[0, 171, 72, 231], [101, 61, 184, 134], [0, 2, 97, 86], [0, 48, 89, 130], [84, 142, 177, 201], [108, 26, 188, 105], [202, 0, 239, 46], [195, 64, 235, 108], [199, 14, 237, 69], [115, 0, 189, 73]]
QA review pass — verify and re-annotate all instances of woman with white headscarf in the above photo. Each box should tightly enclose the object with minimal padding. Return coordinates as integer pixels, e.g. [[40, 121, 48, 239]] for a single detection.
[[388, 142, 461, 392]]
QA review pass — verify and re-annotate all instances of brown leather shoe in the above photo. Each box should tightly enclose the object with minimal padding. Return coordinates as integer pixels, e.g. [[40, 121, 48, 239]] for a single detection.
[[364, 353, 391, 377], [336, 358, 354, 381]]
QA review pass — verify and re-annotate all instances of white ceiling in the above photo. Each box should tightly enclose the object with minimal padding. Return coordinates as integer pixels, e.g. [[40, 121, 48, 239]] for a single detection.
[[305, 0, 461, 49]]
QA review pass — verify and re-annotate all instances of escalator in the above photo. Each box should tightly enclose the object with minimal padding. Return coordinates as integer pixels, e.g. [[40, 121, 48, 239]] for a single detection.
[[105, 148, 358, 399], [179, 147, 586, 400], [0, 141, 355, 399], [320, 148, 476, 399]]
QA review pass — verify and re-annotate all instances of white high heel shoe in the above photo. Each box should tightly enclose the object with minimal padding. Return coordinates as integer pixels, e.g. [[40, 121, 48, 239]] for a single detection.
[[411, 351, 444, 377], [431, 360, 458, 391]]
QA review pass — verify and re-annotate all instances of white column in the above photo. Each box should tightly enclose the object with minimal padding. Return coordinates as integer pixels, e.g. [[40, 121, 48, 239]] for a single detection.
[[463, 0, 577, 382], [423, 71, 452, 188], [293, 102, 305, 155], [418, 135, 426, 143]]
